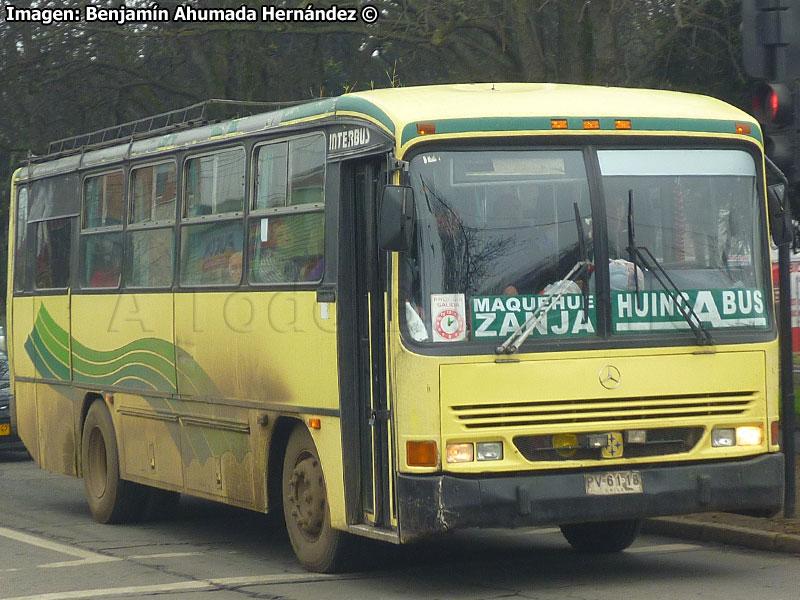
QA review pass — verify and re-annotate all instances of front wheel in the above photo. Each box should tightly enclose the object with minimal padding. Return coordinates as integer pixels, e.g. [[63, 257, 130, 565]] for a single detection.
[[559, 519, 641, 553], [81, 400, 146, 523], [282, 426, 356, 572]]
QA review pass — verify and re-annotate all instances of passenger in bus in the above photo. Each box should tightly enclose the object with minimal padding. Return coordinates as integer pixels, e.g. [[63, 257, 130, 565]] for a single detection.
[[301, 256, 324, 281], [228, 251, 243, 284], [90, 244, 122, 288], [252, 219, 299, 283]]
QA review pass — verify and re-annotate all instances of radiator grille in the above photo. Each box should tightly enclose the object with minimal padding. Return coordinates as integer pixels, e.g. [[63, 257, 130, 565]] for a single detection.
[[450, 391, 755, 430]]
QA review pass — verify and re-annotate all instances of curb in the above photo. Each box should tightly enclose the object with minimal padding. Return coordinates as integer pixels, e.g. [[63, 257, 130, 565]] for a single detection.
[[643, 517, 800, 554]]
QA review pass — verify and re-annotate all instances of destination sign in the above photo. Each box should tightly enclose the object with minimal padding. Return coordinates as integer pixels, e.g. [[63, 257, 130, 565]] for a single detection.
[[612, 288, 767, 332], [468, 288, 767, 341], [470, 294, 596, 339]]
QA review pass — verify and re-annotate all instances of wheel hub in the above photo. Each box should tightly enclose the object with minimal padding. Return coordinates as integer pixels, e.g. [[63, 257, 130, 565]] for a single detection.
[[287, 456, 325, 539], [86, 428, 108, 498]]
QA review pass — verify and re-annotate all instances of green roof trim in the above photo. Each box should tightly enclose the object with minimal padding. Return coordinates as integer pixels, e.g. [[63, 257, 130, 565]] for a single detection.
[[335, 96, 395, 134], [280, 97, 337, 123], [400, 116, 762, 146]]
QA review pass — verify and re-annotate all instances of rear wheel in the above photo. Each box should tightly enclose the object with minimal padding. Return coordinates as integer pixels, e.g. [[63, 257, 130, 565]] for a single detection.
[[560, 519, 641, 553], [81, 400, 146, 523], [282, 426, 356, 572]]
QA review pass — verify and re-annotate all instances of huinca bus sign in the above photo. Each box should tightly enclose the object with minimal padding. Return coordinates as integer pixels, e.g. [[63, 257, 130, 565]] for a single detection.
[[612, 289, 767, 332]]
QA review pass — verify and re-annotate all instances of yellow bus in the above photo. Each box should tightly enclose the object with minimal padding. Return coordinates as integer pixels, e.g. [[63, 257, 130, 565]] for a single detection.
[[6, 83, 786, 572]]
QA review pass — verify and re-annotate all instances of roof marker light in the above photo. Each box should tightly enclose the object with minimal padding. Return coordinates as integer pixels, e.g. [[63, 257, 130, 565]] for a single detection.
[[583, 119, 601, 130], [735, 122, 751, 135], [551, 119, 568, 129], [615, 120, 632, 130], [417, 122, 436, 135]]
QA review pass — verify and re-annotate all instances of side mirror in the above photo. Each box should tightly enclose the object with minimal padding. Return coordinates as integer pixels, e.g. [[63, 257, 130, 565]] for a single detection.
[[379, 185, 415, 252], [768, 183, 793, 246]]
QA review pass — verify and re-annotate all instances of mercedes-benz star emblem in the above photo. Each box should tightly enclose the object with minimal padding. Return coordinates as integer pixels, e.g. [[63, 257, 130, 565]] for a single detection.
[[599, 365, 621, 389]]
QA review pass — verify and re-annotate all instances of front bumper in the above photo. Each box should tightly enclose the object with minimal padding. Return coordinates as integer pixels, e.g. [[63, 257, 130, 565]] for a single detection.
[[397, 454, 784, 542]]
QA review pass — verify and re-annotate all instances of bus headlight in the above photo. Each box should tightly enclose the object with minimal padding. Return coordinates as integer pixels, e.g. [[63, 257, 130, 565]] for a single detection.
[[735, 426, 763, 446], [476, 442, 503, 461], [711, 428, 735, 447], [711, 426, 763, 447], [446, 443, 474, 463]]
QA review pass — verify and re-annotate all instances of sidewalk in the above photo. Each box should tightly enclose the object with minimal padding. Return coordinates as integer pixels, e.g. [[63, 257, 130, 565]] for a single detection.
[[642, 453, 800, 554]]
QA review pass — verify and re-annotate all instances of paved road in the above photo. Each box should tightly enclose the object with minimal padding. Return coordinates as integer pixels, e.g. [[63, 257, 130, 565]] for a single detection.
[[2, 450, 800, 600]]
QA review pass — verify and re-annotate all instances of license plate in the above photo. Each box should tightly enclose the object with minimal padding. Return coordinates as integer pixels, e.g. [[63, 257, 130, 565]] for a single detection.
[[585, 471, 643, 495], [0, 424, 9, 436]]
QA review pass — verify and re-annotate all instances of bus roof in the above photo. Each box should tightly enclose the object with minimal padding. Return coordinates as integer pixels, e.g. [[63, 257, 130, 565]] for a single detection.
[[345, 83, 760, 150], [15, 83, 760, 181]]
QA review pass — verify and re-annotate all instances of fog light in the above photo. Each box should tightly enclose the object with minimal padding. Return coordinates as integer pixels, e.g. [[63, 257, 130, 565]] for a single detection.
[[446, 443, 474, 463], [588, 434, 607, 448], [736, 426, 763, 446], [553, 433, 578, 458], [627, 430, 647, 444], [476, 442, 503, 461], [711, 428, 735, 447]]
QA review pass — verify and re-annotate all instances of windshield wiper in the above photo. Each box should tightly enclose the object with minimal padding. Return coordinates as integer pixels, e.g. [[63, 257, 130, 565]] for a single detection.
[[496, 202, 592, 355], [495, 260, 591, 354], [574, 202, 591, 321], [625, 189, 714, 346]]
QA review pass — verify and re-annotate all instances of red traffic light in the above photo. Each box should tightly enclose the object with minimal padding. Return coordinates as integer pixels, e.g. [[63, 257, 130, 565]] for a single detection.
[[753, 82, 794, 125]]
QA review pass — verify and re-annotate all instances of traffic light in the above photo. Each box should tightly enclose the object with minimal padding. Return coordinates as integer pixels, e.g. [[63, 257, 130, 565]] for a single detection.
[[753, 81, 797, 179]]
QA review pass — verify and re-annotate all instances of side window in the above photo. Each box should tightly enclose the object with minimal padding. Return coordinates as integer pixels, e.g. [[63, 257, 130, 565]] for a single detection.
[[34, 218, 73, 290], [254, 142, 288, 209], [126, 162, 176, 288], [249, 134, 325, 285], [180, 148, 245, 286], [81, 170, 124, 289], [184, 148, 245, 216], [131, 162, 176, 223], [14, 186, 29, 292], [83, 171, 123, 228]]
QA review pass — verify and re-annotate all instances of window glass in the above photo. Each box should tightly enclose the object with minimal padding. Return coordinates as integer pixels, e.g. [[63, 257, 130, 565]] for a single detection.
[[80, 232, 123, 288], [598, 149, 767, 334], [34, 218, 72, 289], [254, 142, 288, 210], [248, 213, 324, 284], [288, 136, 325, 205], [125, 229, 174, 288], [14, 187, 29, 291], [83, 171, 124, 228], [401, 149, 595, 344], [131, 163, 176, 223], [254, 135, 325, 210], [185, 149, 245, 216], [180, 221, 243, 286], [29, 174, 80, 221]]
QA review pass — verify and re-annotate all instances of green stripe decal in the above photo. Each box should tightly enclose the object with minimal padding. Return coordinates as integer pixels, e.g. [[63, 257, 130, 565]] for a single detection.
[[400, 116, 762, 146], [25, 306, 219, 397], [335, 96, 395, 134]]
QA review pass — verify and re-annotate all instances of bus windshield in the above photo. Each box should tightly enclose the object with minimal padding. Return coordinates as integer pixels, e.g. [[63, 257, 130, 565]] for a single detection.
[[401, 147, 769, 346]]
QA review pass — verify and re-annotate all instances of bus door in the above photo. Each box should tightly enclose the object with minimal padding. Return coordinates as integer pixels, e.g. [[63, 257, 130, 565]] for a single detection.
[[339, 158, 393, 529]]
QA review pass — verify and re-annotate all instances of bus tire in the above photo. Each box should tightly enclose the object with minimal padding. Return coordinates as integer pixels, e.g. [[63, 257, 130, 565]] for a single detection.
[[81, 400, 146, 524], [559, 519, 641, 553], [282, 426, 355, 572]]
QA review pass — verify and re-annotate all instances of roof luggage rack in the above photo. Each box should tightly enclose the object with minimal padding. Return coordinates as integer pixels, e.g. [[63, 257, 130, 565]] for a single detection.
[[43, 98, 316, 160]]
